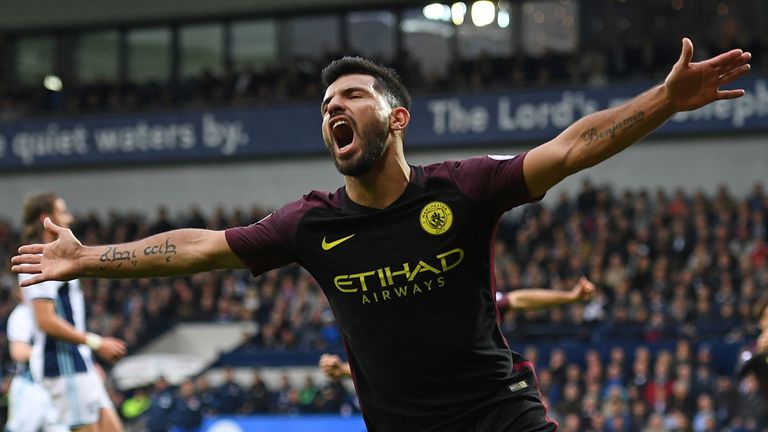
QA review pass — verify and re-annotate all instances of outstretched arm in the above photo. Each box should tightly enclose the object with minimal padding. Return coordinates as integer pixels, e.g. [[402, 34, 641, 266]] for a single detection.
[[11, 217, 245, 286], [523, 38, 751, 197], [507, 276, 596, 310]]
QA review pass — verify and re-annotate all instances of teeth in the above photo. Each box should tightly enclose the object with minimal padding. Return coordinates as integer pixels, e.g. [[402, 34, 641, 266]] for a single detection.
[[332, 120, 348, 129]]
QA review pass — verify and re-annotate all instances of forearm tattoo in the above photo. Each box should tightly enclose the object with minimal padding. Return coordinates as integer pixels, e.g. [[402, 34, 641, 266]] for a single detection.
[[580, 111, 645, 146], [143, 238, 178, 262], [98, 238, 178, 271], [99, 246, 138, 270]]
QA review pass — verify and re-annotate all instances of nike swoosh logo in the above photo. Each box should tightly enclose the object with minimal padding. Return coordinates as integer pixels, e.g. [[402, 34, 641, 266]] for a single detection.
[[321, 234, 356, 251]]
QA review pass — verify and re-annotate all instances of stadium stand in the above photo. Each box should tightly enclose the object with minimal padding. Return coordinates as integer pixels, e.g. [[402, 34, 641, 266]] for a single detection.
[[1, 181, 767, 429]]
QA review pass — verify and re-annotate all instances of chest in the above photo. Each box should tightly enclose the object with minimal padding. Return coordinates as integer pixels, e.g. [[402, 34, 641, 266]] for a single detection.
[[296, 190, 492, 310]]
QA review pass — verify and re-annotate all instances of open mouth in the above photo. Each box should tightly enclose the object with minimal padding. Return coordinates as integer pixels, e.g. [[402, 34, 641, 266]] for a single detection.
[[332, 120, 354, 149]]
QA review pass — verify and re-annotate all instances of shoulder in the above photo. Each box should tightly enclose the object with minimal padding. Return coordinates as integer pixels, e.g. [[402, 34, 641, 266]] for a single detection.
[[225, 188, 342, 250], [417, 154, 525, 187], [420, 154, 534, 207], [420, 155, 524, 178], [298, 189, 345, 211], [267, 188, 344, 225]]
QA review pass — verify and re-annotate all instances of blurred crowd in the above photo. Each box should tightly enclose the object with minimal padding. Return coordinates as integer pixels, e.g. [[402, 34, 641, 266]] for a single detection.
[[3, 32, 767, 119], [116, 368, 358, 431], [112, 338, 768, 432], [528, 339, 767, 431], [496, 180, 768, 346], [0, 179, 767, 430]]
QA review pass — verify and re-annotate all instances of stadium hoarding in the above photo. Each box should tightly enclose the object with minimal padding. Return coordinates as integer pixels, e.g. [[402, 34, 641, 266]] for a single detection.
[[201, 415, 366, 432], [1, 76, 767, 171]]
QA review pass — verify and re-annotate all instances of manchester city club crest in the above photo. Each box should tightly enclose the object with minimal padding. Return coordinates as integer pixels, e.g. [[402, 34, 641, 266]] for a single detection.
[[420, 201, 453, 235]]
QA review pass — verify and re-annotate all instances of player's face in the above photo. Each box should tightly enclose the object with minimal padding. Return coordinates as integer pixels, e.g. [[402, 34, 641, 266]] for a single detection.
[[49, 198, 74, 229], [321, 74, 391, 177]]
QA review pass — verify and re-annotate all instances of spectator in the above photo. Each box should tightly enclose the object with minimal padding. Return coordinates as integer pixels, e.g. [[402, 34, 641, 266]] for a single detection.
[[168, 379, 203, 432], [692, 393, 718, 432], [216, 367, 244, 414], [120, 386, 151, 425], [642, 413, 666, 432], [297, 375, 320, 413], [144, 377, 174, 432], [243, 371, 272, 413], [195, 375, 219, 416], [273, 374, 299, 415]]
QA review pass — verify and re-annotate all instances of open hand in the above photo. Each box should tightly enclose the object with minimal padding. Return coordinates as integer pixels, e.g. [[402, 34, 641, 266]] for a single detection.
[[11, 217, 83, 287], [664, 37, 751, 112]]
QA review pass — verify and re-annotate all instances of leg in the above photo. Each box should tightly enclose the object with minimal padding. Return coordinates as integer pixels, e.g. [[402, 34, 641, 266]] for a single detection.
[[97, 408, 124, 432]]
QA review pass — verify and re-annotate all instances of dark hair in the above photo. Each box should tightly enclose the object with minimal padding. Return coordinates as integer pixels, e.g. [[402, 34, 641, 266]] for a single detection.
[[321, 56, 411, 111], [22, 192, 58, 243]]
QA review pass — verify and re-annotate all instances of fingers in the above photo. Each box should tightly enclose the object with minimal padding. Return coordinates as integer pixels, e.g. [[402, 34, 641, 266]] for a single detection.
[[320, 354, 339, 363], [719, 63, 751, 85], [18, 274, 45, 287], [717, 89, 746, 100], [708, 48, 747, 68], [11, 263, 41, 276], [18, 244, 44, 255], [11, 253, 41, 265], [718, 51, 752, 71], [577, 276, 596, 300], [110, 348, 127, 361], [716, 55, 750, 99], [102, 339, 128, 362], [43, 217, 63, 235], [677, 37, 693, 67], [578, 276, 593, 290], [10, 255, 42, 280], [116, 344, 127, 358]]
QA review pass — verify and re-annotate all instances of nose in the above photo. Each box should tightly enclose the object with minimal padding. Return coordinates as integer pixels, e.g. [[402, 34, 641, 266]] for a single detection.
[[325, 96, 345, 118]]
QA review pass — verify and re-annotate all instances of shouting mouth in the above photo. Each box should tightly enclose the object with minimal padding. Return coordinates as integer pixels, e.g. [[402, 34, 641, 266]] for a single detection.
[[331, 118, 355, 151]]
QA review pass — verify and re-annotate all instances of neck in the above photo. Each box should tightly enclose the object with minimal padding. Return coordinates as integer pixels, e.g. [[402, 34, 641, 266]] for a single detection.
[[344, 140, 410, 209]]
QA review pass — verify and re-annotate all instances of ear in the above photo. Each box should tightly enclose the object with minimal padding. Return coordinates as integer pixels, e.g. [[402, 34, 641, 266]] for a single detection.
[[390, 107, 410, 133], [38, 212, 50, 225]]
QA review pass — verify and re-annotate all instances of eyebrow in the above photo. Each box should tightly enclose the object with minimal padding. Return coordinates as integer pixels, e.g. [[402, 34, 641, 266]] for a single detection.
[[320, 85, 372, 114]]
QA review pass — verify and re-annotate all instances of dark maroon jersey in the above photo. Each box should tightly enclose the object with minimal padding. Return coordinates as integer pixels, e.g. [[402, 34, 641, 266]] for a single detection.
[[226, 153, 539, 431]]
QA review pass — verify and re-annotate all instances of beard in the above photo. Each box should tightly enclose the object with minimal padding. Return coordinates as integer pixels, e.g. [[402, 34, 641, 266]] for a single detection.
[[327, 116, 389, 177]]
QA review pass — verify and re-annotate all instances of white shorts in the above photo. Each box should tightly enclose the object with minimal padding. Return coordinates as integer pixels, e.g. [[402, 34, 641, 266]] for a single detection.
[[42, 371, 112, 429], [6, 375, 58, 432], [90, 369, 116, 411]]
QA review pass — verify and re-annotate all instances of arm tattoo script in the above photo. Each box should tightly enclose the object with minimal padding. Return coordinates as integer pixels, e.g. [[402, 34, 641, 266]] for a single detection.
[[99, 246, 138, 270], [580, 111, 645, 146], [143, 238, 178, 262]]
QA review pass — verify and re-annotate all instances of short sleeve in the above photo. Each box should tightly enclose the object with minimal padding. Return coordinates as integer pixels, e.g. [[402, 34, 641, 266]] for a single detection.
[[7, 305, 34, 343], [19, 274, 59, 301], [446, 152, 541, 211], [225, 205, 297, 276]]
